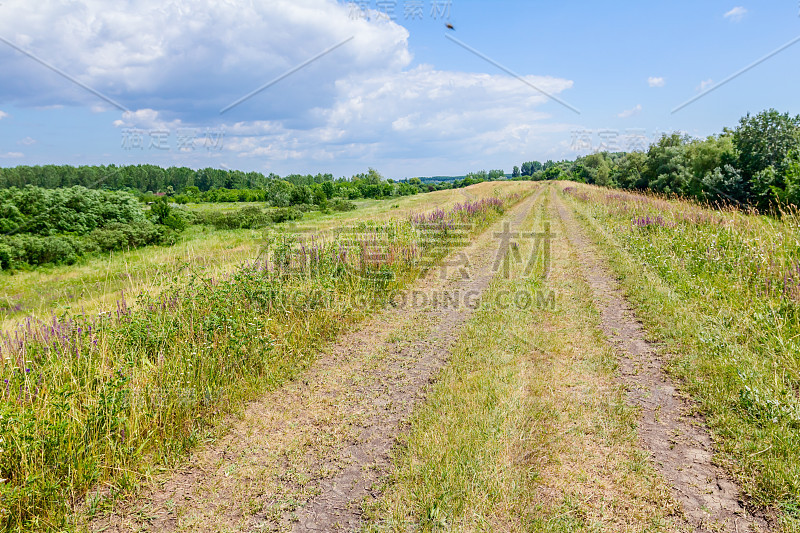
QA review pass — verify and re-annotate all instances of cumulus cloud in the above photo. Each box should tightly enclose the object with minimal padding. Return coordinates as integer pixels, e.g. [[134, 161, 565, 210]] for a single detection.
[[618, 104, 642, 118], [0, 0, 411, 119], [647, 77, 665, 88], [1, 0, 577, 175], [18, 137, 37, 145], [0, 110, 8, 119], [724, 6, 747, 22], [217, 66, 574, 169]]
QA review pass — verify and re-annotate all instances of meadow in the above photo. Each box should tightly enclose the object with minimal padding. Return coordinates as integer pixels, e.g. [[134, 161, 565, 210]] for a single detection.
[[0, 183, 514, 329], [0, 181, 530, 530]]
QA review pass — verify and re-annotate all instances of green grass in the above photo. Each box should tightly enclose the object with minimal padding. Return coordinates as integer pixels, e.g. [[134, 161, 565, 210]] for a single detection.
[[561, 182, 800, 530], [0, 184, 531, 531]]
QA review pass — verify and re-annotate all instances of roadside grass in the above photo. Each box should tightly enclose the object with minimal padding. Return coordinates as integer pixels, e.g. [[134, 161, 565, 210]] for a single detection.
[[364, 192, 685, 532], [561, 182, 800, 530], [0, 185, 531, 531]]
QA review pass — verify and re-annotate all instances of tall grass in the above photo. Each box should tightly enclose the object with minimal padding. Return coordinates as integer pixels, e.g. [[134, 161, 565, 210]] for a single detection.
[[562, 183, 800, 523], [0, 191, 527, 531]]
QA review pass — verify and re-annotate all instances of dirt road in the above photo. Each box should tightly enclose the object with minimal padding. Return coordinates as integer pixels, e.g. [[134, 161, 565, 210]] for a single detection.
[[89, 190, 542, 532]]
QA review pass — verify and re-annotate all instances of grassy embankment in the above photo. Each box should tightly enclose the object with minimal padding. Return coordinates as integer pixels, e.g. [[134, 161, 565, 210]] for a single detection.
[[0, 183, 532, 531], [365, 187, 686, 532], [561, 182, 800, 530]]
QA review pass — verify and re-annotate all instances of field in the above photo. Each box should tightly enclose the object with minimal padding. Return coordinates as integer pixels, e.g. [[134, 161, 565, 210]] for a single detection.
[[2, 180, 799, 532]]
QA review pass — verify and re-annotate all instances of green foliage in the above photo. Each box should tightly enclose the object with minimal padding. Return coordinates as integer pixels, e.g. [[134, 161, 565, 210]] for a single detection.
[[149, 197, 172, 224], [513, 108, 800, 211], [270, 207, 304, 224], [0, 185, 145, 236], [0, 165, 275, 194], [0, 187, 195, 269], [330, 199, 357, 212], [1, 234, 84, 267], [783, 151, 800, 206], [701, 164, 746, 203], [734, 109, 800, 181], [87, 221, 163, 252]]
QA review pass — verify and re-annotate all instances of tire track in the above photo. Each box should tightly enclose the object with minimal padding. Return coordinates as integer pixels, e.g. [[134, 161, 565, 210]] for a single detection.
[[552, 187, 771, 532]]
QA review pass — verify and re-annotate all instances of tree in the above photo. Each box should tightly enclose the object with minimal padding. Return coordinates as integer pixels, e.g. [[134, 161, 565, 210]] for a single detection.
[[734, 109, 800, 181], [702, 165, 746, 204], [150, 197, 172, 224], [487, 169, 505, 180], [266, 180, 295, 207], [321, 181, 335, 199], [595, 159, 613, 187], [616, 151, 648, 189], [782, 151, 800, 206], [512, 166, 520, 178], [643, 132, 692, 194]]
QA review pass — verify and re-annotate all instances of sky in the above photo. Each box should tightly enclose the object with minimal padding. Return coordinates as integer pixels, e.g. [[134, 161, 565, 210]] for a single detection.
[[0, 0, 798, 179]]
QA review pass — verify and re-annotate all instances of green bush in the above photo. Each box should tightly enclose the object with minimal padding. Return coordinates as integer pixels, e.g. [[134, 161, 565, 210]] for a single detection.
[[0, 185, 146, 236], [0, 234, 85, 268], [330, 199, 357, 212], [270, 207, 303, 223], [87, 221, 162, 252]]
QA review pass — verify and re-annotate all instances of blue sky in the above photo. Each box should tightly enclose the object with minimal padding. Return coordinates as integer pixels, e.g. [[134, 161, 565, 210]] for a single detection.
[[0, 0, 798, 179]]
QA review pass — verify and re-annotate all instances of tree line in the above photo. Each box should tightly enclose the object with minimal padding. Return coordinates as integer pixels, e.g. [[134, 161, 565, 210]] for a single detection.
[[512, 109, 800, 210]]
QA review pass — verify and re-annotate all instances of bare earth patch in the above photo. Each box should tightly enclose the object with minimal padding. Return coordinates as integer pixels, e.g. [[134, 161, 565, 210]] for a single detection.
[[553, 189, 772, 532], [86, 192, 540, 532]]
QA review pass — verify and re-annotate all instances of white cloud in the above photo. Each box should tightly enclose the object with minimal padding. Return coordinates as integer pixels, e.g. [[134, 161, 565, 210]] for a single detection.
[[0, 152, 24, 158], [0, 110, 8, 120], [647, 77, 665, 88], [697, 78, 714, 92], [1, 0, 577, 175], [18, 137, 37, 146], [618, 104, 642, 118], [724, 6, 747, 22], [217, 65, 575, 171], [0, 0, 411, 119]]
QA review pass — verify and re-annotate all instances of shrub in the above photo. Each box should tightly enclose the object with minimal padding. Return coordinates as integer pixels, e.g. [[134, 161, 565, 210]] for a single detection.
[[270, 207, 303, 223], [88, 221, 162, 252], [330, 199, 357, 212], [0, 234, 85, 268], [161, 213, 187, 232], [0, 185, 145, 236]]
